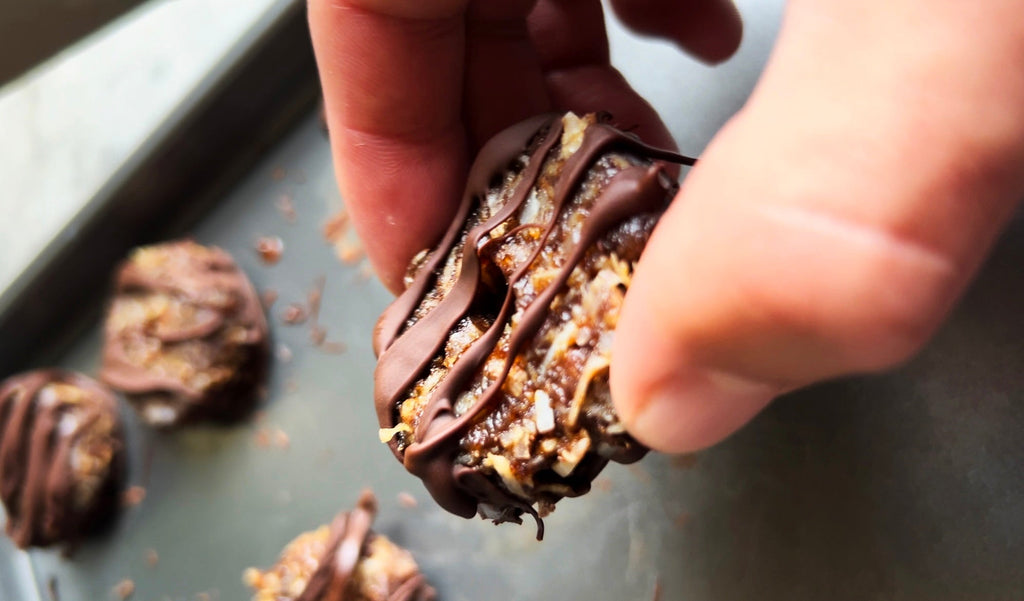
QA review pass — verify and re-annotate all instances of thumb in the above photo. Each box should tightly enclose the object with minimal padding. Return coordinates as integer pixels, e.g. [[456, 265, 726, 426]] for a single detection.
[[611, 0, 1024, 453]]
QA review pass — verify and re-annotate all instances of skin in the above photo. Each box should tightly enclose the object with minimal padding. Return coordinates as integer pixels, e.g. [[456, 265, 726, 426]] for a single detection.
[[309, 0, 1024, 454]]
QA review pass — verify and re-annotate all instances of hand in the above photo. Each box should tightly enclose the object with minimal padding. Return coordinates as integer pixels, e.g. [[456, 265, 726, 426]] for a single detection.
[[311, 1, 1024, 453], [308, 0, 741, 291]]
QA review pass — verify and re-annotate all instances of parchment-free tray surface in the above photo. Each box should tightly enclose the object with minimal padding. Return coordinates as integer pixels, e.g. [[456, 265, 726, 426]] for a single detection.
[[2, 11, 1024, 601]]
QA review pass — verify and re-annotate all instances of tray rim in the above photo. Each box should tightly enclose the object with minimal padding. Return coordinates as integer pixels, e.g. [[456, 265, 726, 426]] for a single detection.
[[0, 0, 319, 376]]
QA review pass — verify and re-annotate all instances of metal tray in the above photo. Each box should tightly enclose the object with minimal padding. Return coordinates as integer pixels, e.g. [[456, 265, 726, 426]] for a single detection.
[[2, 2, 1023, 600]]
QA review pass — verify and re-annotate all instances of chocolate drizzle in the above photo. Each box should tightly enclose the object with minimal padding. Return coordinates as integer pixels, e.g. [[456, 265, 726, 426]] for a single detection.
[[99, 240, 267, 425], [299, 491, 434, 601], [0, 370, 123, 548], [373, 114, 695, 533]]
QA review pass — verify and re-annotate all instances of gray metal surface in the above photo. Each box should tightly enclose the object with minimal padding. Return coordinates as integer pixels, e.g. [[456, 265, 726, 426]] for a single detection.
[[2, 0, 1023, 599]]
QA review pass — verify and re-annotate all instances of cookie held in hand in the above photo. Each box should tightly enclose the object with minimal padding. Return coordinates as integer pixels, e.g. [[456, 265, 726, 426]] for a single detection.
[[374, 112, 693, 537]]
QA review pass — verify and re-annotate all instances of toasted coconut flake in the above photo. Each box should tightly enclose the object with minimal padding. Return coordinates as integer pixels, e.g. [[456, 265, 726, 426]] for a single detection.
[[568, 354, 610, 427], [484, 453, 528, 498], [553, 436, 591, 477], [534, 390, 555, 434], [379, 423, 413, 443]]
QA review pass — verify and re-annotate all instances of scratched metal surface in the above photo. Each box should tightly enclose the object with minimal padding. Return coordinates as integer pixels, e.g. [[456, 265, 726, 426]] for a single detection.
[[2, 1, 1024, 599]]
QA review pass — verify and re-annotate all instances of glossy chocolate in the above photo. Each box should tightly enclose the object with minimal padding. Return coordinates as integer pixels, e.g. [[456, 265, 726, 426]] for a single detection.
[[299, 491, 434, 601], [374, 114, 695, 532], [100, 240, 268, 426], [0, 370, 123, 548]]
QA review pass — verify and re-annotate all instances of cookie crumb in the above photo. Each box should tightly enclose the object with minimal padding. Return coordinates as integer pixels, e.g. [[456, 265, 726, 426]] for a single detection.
[[270, 167, 286, 181], [335, 242, 365, 265], [670, 453, 699, 470], [261, 289, 278, 309], [307, 277, 325, 323], [318, 340, 347, 355], [121, 486, 146, 508], [356, 261, 375, 283], [144, 548, 159, 567], [276, 195, 296, 223], [281, 304, 308, 325], [397, 492, 418, 508], [273, 429, 290, 450], [255, 236, 284, 265], [628, 464, 653, 484], [112, 579, 134, 600], [321, 212, 348, 243]]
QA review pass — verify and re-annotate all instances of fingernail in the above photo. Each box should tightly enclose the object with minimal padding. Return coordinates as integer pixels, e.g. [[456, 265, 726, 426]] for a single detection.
[[628, 369, 777, 453]]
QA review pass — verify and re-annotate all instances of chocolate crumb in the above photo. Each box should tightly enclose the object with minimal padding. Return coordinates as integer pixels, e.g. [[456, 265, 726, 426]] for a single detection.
[[255, 236, 284, 265], [121, 486, 146, 508], [276, 195, 296, 223], [673, 512, 691, 528], [144, 548, 159, 567], [281, 304, 308, 325], [112, 579, 134, 600], [397, 492, 418, 508]]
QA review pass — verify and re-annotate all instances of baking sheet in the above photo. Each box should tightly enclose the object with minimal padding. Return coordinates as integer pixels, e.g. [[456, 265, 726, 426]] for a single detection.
[[2, 2, 1024, 600]]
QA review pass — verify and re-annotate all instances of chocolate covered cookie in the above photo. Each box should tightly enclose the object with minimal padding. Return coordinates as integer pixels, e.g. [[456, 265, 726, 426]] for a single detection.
[[245, 491, 435, 601], [374, 113, 693, 535], [100, 240, 268, 427], [0, 370, 124, 548]]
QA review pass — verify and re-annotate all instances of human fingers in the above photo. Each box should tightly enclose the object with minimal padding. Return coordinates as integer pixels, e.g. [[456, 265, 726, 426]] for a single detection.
[[609, 0, 742, 64], [612, 0, 1024, 452], [528, 0, 676, 152], [462, 1, 551, 148], [309, 0, 470, 292]]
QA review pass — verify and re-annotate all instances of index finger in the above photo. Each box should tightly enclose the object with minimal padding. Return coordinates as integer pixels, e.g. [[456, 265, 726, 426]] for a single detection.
[[309, 0, 470, 292]]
